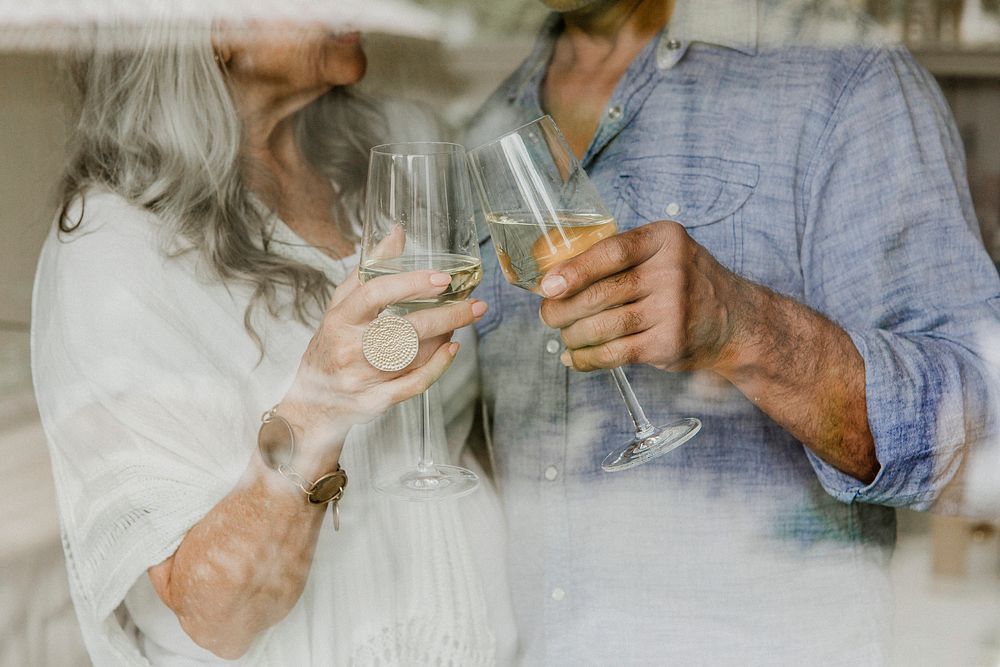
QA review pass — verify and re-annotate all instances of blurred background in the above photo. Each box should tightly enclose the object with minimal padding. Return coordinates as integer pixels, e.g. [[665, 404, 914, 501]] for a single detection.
[[1, 0, 998, 664]]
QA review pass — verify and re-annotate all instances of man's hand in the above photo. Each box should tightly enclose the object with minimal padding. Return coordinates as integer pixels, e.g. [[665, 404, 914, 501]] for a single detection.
[[538, 220, 751, 374], [538, 219, 878, 483]]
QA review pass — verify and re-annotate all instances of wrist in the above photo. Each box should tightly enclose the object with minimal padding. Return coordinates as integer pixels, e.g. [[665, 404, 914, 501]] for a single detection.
[[712, 277, 774, 382], [254, 405, 350, 530], [276, 403, 347, 472], [263, 402, 347, 481]]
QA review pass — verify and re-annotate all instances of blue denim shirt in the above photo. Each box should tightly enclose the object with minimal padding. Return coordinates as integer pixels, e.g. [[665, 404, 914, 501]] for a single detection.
[[467, 2, 1000, 664]]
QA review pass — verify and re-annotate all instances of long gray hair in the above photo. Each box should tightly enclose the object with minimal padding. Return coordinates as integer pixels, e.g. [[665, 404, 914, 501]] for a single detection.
[[57, 22, 384, 342]]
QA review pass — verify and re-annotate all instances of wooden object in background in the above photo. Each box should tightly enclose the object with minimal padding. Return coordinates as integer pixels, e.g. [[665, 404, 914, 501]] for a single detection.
[[931, 515, 1000, 578], [932, 515, 975, 576]]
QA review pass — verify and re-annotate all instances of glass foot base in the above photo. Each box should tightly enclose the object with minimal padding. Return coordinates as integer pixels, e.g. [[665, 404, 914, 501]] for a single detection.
[[374, 464, 480, 501], [601, 417, 702, 473]]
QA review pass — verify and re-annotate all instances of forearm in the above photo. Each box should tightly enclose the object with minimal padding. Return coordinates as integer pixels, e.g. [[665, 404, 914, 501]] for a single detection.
[[149, 428, 341, 659], [716, 279, 879, 483], [137, 270, 472, 658]]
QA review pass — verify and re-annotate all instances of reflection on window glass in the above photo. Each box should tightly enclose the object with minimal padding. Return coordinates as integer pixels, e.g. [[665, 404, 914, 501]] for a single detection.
[[0, 2, 998, 666]]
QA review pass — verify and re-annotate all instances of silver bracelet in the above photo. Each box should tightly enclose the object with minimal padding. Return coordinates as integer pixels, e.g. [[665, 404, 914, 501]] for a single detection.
[[258, 406, 348, 530]]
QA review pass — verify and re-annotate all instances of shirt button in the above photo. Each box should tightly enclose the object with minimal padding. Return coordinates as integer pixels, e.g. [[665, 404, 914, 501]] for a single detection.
[[665, 202, 681, 217], [665, 38, 682, 50], [544, 465, 559, 481], [607, 104, 623, 120], [545, 339, 561, 354], [551, 587, 566, 601]]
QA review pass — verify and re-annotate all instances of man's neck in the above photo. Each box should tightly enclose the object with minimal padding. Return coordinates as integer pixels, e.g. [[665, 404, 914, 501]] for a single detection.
[[542, 0, 674, 157]]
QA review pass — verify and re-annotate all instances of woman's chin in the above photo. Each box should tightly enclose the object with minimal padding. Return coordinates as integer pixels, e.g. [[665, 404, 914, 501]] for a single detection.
[[337, 53, 367, 86], [326, 44, 367, 86], [316, 29, 366, 86]]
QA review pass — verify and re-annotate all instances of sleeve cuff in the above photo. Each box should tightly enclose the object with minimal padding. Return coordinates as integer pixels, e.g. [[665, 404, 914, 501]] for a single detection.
[[804, 328, 942, 509]]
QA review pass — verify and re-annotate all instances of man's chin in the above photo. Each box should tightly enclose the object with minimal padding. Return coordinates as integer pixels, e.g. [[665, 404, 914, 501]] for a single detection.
[[538, 0, 610, 12]]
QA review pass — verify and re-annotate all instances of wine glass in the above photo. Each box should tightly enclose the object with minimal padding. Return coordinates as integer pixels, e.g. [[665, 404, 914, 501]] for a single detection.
[[360, 142, 482, 500], [467, 116, 701, 472]]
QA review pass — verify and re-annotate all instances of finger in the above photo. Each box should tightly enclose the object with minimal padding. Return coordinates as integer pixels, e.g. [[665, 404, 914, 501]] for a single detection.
[[540, 268, 644, 329], [368, 224, 407, 261], [329, 226, 406, 311], [406, 333, 452, 370], [538, 222, 673, 299], [359, 332, 452, 382], [560, 334, 644, 372], [405, 299, 486, 341], [379, 340, 460, 403], [338, 270, 452, 324], [367, 300, 485, 379], [328, 267, 363, 309], [559, 303, 650, 349]]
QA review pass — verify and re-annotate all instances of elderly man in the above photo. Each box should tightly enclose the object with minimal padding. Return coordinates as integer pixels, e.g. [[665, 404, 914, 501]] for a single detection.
[[467, 0, 1000, 664]]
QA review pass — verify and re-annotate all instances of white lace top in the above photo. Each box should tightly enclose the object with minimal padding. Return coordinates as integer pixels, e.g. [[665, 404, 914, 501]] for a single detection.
[[31, 191, 517, 666]]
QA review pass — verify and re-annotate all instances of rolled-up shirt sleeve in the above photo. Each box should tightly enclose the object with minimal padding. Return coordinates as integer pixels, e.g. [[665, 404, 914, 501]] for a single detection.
[[800, 47, 1000, 511]]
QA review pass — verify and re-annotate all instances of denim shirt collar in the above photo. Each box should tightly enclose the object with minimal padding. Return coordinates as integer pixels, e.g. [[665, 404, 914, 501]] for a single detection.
[[668, 0, 758, 57]]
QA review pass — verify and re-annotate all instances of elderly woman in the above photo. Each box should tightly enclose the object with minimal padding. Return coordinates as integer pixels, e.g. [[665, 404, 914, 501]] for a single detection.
[[31, 21, 515, 666]]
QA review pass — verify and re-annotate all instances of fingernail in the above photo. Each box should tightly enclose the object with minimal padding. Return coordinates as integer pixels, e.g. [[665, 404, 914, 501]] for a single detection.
[[540, 274, 567, 298], [448, 342, 460, 356], [430, 272, 452, 287], [471, 300, 488, 317], [559, 350, 572, 367]]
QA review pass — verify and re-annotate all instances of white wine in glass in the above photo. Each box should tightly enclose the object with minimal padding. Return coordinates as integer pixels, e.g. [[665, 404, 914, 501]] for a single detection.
[[359, 253, 483, 311], [486, 211, 617, 292], [469, 116, 701, 472], [361, 141, 481, 500]]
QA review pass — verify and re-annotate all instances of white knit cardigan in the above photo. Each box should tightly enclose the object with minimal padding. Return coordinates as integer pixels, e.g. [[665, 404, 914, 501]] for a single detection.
[[31, 191, 516, 666]]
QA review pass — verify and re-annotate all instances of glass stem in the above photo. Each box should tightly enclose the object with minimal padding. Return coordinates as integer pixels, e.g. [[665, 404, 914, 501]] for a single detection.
[[610, 367, 656, 439], [416, 389, 435, 474]]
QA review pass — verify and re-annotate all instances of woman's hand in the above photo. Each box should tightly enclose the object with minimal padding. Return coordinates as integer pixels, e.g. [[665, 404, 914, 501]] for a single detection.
[[279, 268, 486, 471]]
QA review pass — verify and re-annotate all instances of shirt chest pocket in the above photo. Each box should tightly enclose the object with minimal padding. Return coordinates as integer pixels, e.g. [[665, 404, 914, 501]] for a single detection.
[[613, 155, 759, 273]]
